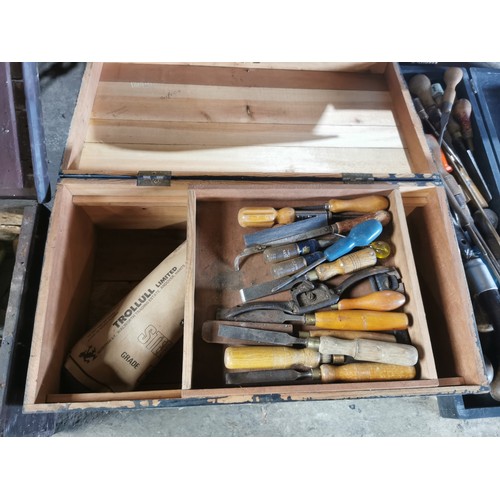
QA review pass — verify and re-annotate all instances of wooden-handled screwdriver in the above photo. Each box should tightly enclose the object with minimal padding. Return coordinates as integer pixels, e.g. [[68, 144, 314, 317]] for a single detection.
[[225, 363, 417, 385], [238, 195, 389, 228]]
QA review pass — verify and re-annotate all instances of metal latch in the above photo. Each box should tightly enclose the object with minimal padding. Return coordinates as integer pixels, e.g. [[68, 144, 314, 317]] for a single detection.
[[342, 173, 375, 184], [137, 171, 172, 186]]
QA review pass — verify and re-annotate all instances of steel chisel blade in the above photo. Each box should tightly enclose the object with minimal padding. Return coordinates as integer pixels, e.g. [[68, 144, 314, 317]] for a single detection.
[[243, 214, 329, 247], [218, 324, 304, 347], [225, 369, 313, 386]]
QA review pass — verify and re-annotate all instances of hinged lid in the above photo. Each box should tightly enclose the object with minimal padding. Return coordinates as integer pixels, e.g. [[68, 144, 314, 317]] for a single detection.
[[0, 63, 50, 204], [60, 62, 437, 183]]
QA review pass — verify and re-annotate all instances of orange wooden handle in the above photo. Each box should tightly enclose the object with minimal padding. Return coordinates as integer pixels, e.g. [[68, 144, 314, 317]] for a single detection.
[[334, 210, 392, 234], [327, 195, 389, 214], [320, 363, 416, 382], [335, 290, 406, 312], [309, 310, 409, 331]]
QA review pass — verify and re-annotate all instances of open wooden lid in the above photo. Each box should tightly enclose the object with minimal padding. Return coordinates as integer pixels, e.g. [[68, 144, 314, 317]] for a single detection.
[[62, 62, 435, 180]]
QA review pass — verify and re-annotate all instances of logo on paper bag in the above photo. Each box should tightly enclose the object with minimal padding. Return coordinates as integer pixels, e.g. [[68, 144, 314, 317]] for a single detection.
[[79, 345, 97, 363]]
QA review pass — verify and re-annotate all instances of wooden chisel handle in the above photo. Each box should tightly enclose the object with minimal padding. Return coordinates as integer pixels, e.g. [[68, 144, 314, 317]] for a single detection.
[[302, 329, 397, 343], [334, 209, 391, 234], [306, 310, 409, 331], [333, 290, 406, 312], [319, 363, 416, 382], [224, 346, 327, 371], [318, 336, 418, 366], [307, 247, 377, 281], [327, 195, 389, 213]]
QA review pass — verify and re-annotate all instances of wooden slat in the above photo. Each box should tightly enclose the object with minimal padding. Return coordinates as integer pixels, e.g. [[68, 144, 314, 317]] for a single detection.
[[92, 82, 393, 125], [100, 63, 388, 89], [77, 142, 412, 175], [87, 120, 403, 149]]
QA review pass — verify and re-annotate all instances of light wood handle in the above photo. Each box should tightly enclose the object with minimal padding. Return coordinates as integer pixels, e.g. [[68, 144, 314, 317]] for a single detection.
[[309, 310, 409, 331], [442, 67, 463, 113], [334, 210, 392, 235], [318, 337, 418, 366], [303, 329, 397, 343], [335, 290, 406, 312], [408, 74, 435, 108], [224, 346, 322, 371], [327, 195, 389, 214], [320, 363, 416, 383], [237, 207, 296, 227], [310, 247, 377, 281]]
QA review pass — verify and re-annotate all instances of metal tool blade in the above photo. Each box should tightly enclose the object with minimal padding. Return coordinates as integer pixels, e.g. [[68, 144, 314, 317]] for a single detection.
[[240, 275, 306, 302], [218, 324, 306, 347], [217, 308, 305, 324], [243, 214, 329, 247], [225, 369, 313, 386]]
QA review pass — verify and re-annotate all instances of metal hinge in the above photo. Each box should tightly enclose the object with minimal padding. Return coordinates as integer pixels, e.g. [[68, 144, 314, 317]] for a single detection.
[[342, 173, 375, 184], [137, 171, 172, 186]]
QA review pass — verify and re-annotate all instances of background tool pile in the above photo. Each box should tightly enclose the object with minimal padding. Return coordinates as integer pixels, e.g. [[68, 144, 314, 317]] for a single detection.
[[406, 66, 500, 404], [202, 195, 419, 387]]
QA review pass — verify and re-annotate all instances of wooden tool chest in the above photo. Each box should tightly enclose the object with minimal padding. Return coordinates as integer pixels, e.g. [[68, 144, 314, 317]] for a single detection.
[[21, 62, 490, 415]]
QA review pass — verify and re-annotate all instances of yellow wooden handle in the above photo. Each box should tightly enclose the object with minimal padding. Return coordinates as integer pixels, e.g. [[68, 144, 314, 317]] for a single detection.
[[237, 207, 296, 227], [318, 337, 418, 366], [335, 290, 406, 312], [224, 346, 322, 371], [303, 329, 397, 343], [308, 310, 409, 331], [327, 195, 389, 213], [309, 247, 377, 281], [408, 74, 435, 108], [320, 363, 416, 383]]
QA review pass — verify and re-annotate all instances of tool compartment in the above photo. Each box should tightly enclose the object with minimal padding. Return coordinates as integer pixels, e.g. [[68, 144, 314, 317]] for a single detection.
[[23, 62, 488, 413]]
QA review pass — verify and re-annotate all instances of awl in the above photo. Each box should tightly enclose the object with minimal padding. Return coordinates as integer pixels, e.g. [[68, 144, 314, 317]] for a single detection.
[[218, 325, 418, 366], [225, 363, 417, 386]]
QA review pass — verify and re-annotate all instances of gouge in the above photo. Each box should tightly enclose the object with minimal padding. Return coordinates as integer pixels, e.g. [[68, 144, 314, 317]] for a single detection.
[[272, 219, 383, 293], [238, 195, 389, 228], [220, 309, 409, 331], [218, 325, 418, 366], [225, 363, 417, 385]]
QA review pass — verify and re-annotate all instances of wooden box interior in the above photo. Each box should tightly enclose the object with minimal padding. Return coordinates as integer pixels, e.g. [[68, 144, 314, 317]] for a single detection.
[[23, 62, 488, 411]]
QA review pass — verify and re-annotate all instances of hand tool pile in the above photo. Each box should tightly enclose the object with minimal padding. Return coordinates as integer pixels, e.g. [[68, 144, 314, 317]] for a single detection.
[[408, 67, 500, 400], [202, 195, 420, 387]]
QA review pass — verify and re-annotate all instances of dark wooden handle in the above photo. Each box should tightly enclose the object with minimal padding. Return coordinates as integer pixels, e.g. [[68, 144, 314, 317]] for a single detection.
[[334, 210, 391, 234]]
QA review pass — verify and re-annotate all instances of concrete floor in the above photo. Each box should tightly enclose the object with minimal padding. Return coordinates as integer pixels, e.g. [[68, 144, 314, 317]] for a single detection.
[[37, 62, 500, 437]]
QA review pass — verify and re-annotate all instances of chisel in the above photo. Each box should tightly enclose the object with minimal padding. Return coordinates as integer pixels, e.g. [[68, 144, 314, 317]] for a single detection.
[[272, 219, 383, 293], [238, 195, 389, 228], [219, 309, 409, 331], [225, 363, 417, 385], [218, 325, 418, 366]]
